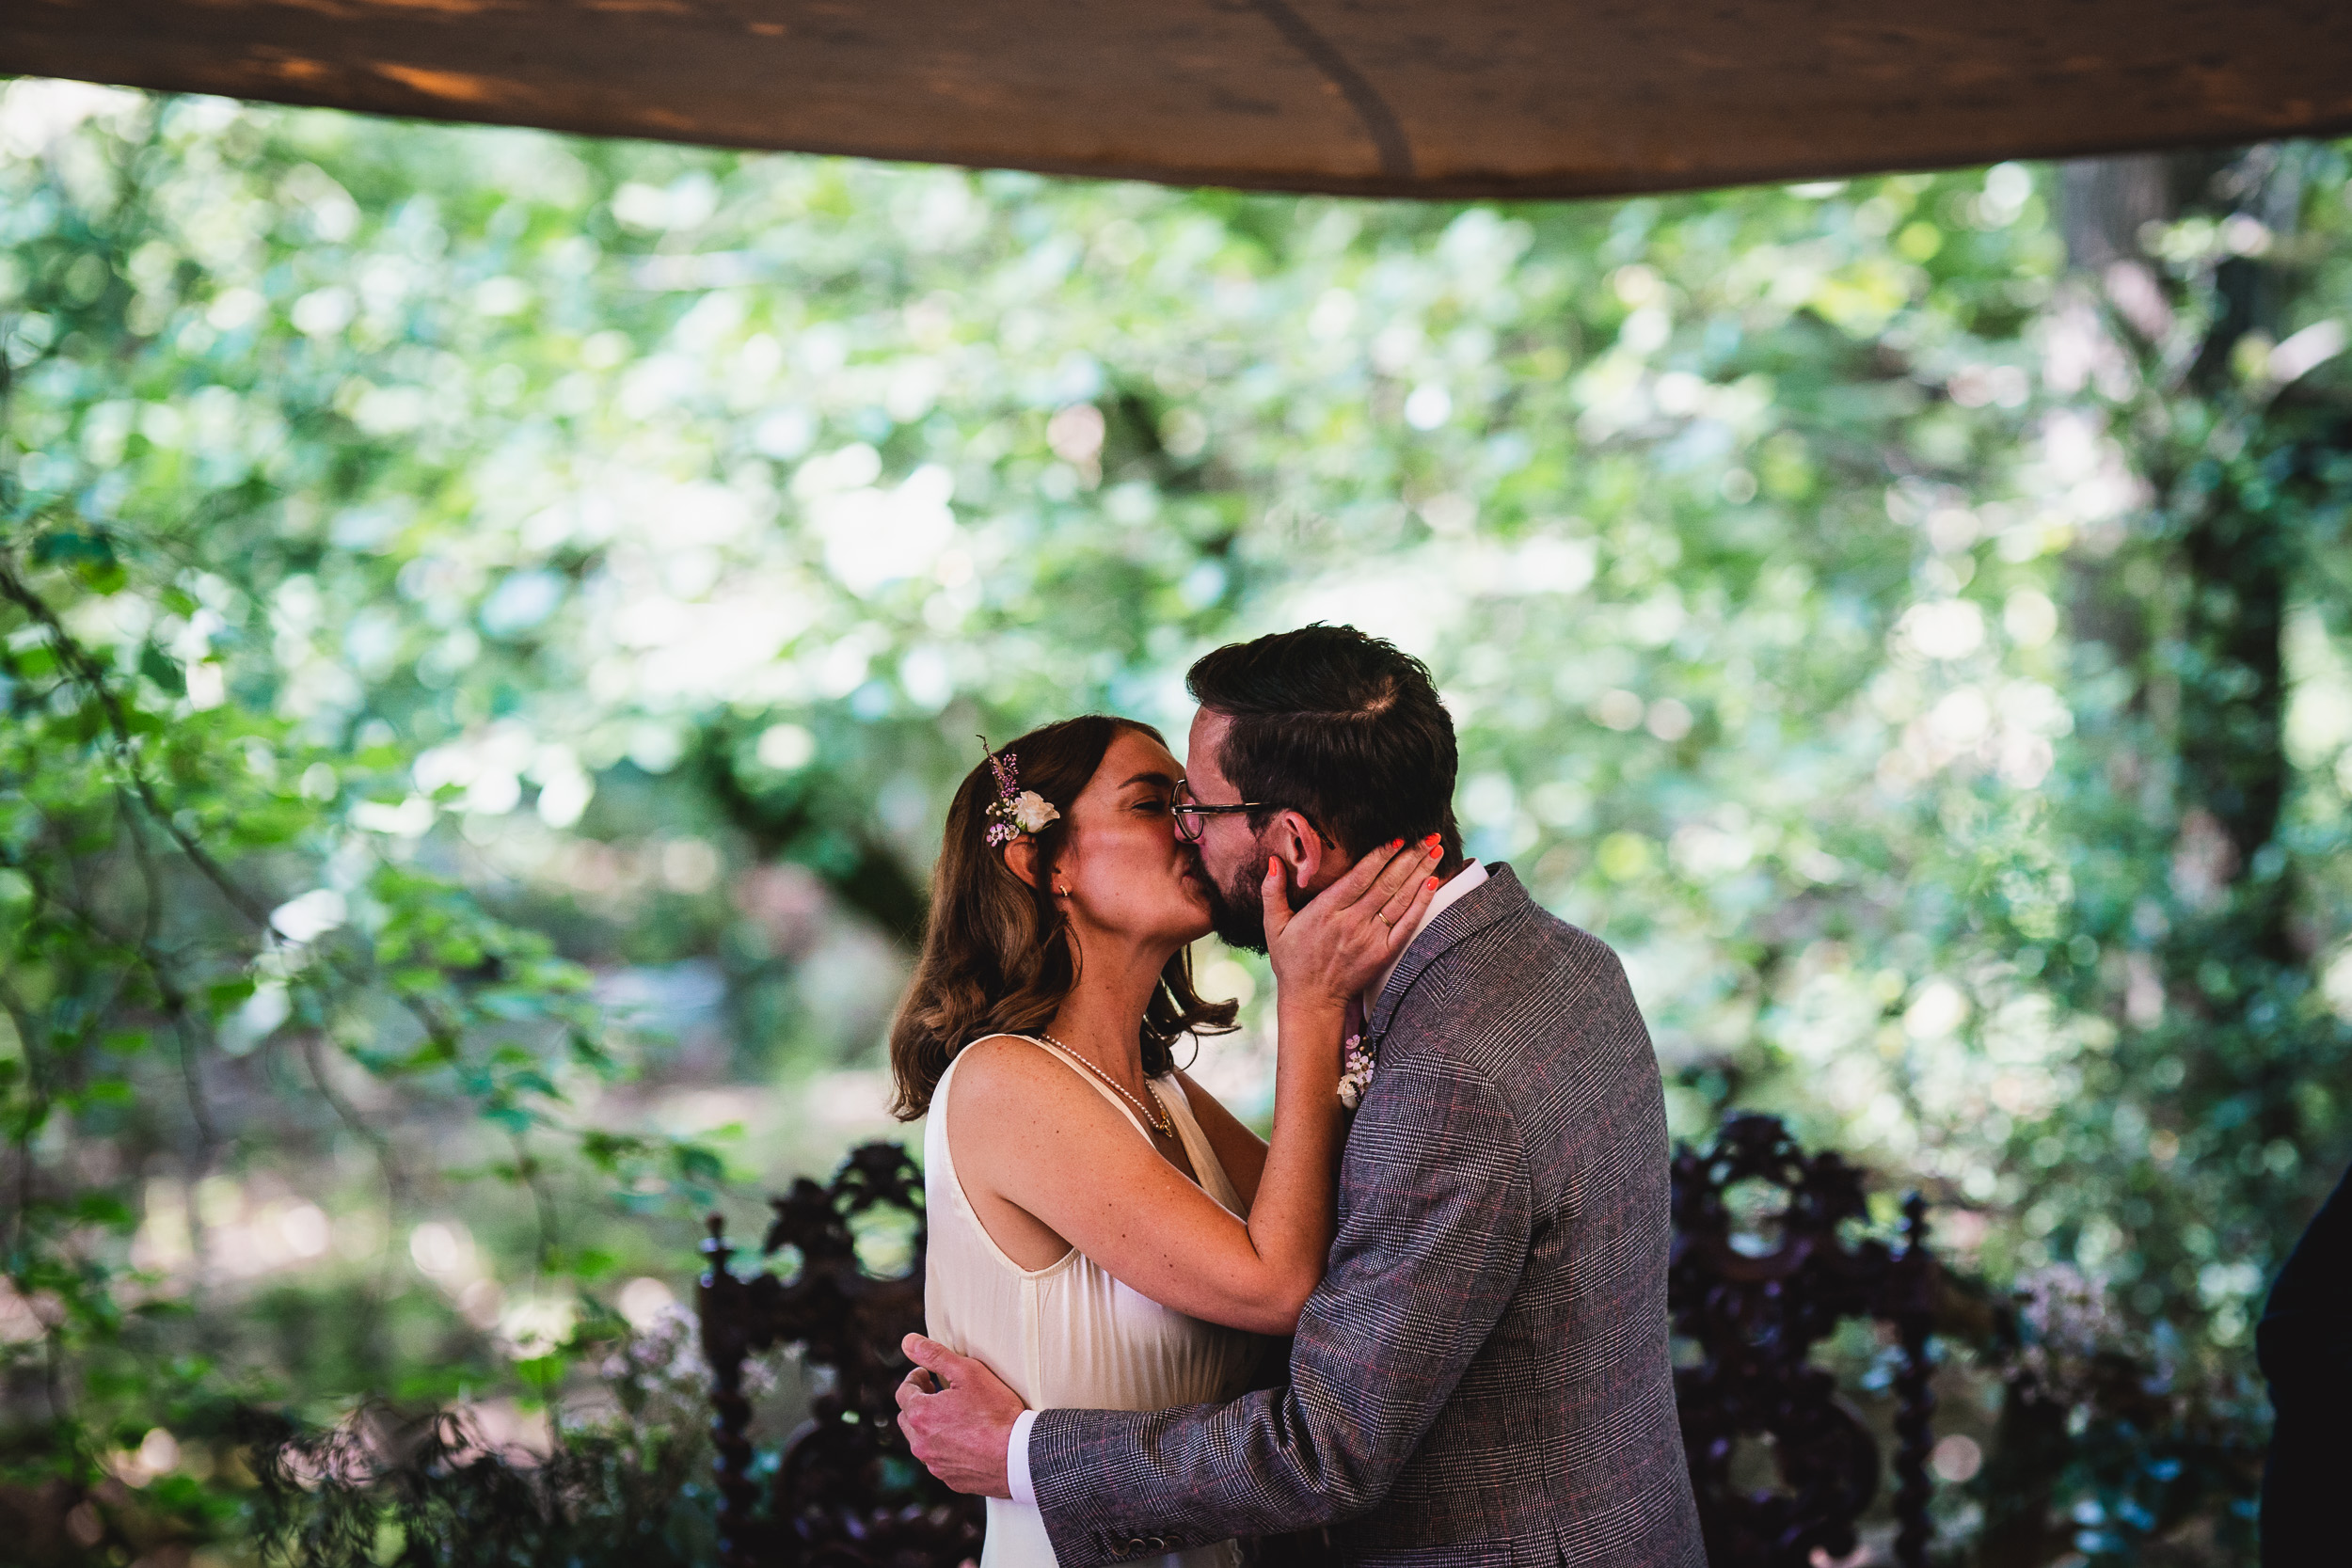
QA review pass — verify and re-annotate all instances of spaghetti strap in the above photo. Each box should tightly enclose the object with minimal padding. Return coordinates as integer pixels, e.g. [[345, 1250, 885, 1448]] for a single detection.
[[960, 1034, 1239, 1213], [967, 1031, 1153, 1142]]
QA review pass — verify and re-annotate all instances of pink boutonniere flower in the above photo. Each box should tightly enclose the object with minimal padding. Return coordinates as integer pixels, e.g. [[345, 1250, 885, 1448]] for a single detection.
[[1339, 1034, 1375, 1110]]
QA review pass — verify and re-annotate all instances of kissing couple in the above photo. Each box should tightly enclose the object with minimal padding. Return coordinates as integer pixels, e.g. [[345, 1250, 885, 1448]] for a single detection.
[[893, 625, 1705, 1567]]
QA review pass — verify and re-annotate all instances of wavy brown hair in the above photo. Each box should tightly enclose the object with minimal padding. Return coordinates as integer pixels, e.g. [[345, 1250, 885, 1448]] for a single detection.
[[888, 715, 1239, 1119]]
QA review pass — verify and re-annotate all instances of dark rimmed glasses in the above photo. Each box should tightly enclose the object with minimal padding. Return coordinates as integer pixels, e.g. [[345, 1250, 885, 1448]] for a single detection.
[[1170, 778, 1264, 844]]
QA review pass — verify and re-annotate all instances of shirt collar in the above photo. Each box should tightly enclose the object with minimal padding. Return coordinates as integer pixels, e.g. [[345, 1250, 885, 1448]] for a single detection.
[[1360, 859, 1487, 1017]]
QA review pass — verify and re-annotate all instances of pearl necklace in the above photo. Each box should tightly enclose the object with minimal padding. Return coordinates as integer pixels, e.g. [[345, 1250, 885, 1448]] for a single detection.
[[1037, 1032, 1173, 1137]]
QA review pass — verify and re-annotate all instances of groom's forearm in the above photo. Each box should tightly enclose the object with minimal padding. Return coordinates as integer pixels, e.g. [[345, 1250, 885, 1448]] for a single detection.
[[1030, 1393, 1355, 1566], [1027, 1376, 1434, 1564]]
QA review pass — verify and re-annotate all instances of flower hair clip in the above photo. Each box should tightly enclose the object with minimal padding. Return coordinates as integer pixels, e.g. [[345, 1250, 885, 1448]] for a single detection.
[[978, 740, 1061, 847]]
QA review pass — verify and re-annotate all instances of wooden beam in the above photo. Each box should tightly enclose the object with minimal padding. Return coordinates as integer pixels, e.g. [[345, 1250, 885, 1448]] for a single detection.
[[7, 0, 2351, 197]]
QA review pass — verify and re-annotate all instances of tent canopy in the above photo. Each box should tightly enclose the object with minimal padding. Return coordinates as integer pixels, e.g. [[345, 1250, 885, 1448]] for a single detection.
[[7, 0, 2352, 198]]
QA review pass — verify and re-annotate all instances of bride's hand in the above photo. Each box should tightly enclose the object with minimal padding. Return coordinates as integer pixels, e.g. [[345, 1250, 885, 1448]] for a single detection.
[[1263, 836, 1446, 1013]]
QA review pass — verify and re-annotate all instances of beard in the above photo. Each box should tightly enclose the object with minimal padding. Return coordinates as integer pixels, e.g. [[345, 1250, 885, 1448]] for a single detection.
[[1197, 848, 1307, 955], [1200, 862, 1267, 953]]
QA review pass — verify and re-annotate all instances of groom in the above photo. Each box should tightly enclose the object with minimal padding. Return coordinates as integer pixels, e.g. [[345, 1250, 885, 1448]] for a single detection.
[[898, 625, 1705, 1567]]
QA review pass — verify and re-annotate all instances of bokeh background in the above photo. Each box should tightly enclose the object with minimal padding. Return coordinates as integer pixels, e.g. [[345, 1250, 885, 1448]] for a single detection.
[[4, 75, 2350, 1563]]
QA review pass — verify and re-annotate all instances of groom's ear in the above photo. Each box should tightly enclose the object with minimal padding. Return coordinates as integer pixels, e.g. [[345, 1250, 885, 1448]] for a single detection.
[[1269, 810, 1335, 894]]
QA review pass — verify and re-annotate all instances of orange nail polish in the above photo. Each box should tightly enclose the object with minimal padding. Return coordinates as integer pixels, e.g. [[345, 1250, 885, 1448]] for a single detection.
[[1422, 832, 1441, 847], [1425, 876, 1440, 890]]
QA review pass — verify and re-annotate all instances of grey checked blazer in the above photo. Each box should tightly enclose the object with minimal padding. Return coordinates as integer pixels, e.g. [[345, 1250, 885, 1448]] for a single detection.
[[1030, 865, 1705, 1567]]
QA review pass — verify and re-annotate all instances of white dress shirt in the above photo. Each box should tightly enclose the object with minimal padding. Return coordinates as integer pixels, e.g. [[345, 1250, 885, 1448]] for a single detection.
[[1007, 861, 1488, 1505]]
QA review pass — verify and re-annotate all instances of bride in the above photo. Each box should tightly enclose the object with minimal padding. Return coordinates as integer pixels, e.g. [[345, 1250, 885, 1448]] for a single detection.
[[889, 715, 1441, 1568]]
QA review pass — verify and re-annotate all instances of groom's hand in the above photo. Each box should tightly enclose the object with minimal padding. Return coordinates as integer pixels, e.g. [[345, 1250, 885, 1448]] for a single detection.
[[894, 1333, 1023, 1498]]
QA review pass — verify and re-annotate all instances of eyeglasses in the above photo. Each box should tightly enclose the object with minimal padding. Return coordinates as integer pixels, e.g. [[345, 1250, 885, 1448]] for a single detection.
[[1170, 778, 1264, 844]]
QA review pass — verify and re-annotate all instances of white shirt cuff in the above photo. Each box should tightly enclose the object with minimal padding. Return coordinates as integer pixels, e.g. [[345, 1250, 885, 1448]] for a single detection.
[[1007, 1407, 1040, 1506]]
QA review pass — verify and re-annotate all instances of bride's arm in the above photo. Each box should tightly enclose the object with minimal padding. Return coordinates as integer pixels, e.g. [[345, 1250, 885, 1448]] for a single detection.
[[953, 841, 1441, 1335]]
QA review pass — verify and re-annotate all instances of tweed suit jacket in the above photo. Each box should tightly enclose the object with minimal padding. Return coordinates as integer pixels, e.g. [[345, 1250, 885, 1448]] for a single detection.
[[1030, 865, 1705, 1567]]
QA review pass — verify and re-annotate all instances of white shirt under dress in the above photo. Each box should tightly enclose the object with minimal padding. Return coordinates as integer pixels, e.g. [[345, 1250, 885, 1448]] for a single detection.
[[923, 1034, 1263, 1568]]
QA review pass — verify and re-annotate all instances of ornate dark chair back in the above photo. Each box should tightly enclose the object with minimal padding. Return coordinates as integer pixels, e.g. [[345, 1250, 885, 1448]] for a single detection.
[[698, 1142, 984, 1568], [703, 1117, 1947, 1568], [1669, 1113, 1942, 1568]]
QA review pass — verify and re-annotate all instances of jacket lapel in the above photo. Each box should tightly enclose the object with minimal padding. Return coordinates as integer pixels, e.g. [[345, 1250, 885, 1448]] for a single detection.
[[1365, 863, 1530, 1047]]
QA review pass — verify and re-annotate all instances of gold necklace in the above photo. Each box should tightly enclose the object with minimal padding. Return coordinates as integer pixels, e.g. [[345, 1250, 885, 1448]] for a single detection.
[[1037, 1032, 1173, 1136]]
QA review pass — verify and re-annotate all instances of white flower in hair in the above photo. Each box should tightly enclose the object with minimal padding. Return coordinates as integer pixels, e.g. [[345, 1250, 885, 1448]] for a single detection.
[[1009, 790, 1060, 835], [979, 746, 1060, 847]]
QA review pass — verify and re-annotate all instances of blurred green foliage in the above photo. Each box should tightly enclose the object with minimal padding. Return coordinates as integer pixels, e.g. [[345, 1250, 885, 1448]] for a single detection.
[[1, 74, 2349, 1561], [233, 1306, 726, 1568]]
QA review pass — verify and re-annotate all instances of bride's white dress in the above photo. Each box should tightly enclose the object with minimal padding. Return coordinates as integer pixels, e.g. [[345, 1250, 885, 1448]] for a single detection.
[[924, 1035, 1264, 1568]]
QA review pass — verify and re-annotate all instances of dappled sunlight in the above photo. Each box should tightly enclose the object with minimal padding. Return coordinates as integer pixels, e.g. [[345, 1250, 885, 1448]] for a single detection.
[[0, 74, 2346, 1564]]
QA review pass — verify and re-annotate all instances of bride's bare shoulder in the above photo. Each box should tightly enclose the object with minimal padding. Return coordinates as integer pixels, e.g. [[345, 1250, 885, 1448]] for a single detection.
[[947, 1036, 1137, 1157], [950, 1034, 1086, 1103], [955, 1032, 1042, 1070]]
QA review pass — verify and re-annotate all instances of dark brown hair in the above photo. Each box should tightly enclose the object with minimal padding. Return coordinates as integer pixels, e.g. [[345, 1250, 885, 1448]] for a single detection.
[[1187, 624, 1461, 862], [887, 715, 1238, 1119]]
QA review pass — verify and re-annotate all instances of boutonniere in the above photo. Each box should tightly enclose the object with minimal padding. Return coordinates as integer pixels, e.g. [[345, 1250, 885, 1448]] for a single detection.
[[1339, 1034, 1375, 1110]]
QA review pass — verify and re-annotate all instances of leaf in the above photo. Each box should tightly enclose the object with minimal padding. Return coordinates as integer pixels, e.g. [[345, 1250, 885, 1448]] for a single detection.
[[138, 643, 185, 697], [474, 991, 546, 1022], [72, 1192, 136, 1228], [579, 1131, 646, 1169], [233, 804, 314, 845], [204, 976, 258, 1011], [553, 1246, 618, 1280], [673, 1145, 726, 1186], [29, 530, 116, 569], [78, 560, 129, 595]]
